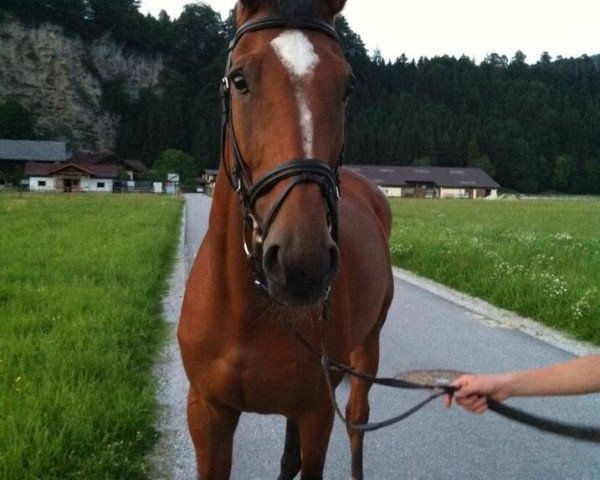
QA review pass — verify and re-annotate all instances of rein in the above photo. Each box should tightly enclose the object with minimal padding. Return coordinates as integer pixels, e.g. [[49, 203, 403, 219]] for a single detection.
[[220, 16, 345, 290], [291, 304, 600, 443]]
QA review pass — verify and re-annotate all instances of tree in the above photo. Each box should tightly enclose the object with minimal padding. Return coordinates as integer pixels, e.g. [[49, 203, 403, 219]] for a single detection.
[[0, 100, 35, 139], [553, 154, 574, 191], [152, 149, 198, 188], [174, 3, 226, 81], [335, 15, 370, 79], [87, 0, 141, 40], [469, 154, 496, 177]]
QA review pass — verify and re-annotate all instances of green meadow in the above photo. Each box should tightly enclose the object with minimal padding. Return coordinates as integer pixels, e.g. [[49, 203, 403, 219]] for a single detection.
[[0, 194, 182, 479], [390, 198, 600, 345], [2, 193, 599, 478]]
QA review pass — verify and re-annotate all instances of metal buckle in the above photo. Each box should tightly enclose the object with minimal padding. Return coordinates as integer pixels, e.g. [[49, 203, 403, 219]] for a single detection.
[[221, 76, 230, 92]]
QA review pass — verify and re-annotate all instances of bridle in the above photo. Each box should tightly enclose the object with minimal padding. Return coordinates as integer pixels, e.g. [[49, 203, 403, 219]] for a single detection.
[[220, 16, 346, 290]]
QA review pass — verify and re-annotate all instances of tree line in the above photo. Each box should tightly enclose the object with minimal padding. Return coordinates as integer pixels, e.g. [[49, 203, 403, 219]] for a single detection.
[[2, 1, 599, 193]]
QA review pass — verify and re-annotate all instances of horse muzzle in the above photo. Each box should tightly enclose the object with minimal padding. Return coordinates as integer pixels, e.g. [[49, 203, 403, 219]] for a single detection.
[[262, 237, 339, 306]]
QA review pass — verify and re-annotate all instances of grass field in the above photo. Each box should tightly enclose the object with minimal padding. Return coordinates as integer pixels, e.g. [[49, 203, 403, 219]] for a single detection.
[[390, 198, 600, 346], [0, 193, 182, 479]]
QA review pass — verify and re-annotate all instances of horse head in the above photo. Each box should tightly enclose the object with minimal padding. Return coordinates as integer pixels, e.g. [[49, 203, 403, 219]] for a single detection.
[[223, 0, 354, 306]]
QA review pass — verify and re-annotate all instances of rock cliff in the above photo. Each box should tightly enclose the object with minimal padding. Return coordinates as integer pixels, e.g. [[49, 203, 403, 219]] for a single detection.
[[0, 19, 163, 150]]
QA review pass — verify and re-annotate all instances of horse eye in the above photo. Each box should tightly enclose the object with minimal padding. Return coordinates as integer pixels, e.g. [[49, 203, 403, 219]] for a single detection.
[[231, 73, 249, 93], [344, 75, 356, 100]]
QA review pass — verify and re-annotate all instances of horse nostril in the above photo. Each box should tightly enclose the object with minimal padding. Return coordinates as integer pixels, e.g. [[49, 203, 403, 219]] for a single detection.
[[328, 245, 340, 277], [263, 244, 283, 280]]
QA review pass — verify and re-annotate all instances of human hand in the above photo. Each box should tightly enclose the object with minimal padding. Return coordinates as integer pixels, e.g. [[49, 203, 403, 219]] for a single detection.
[[444, 374, 510, 414]]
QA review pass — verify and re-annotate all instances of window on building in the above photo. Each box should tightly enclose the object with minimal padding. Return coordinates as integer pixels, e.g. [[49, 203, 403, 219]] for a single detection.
[[97, 182, 105, 188], [38, 180, 46, 187]]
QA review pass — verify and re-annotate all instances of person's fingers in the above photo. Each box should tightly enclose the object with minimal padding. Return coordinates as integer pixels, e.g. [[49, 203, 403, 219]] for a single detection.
[[469, 396, 489, 414], [457, 395, 489, 414], [456, 394, 488, 411], [444, 393, 453, 408], [451, 375, 476, 398]]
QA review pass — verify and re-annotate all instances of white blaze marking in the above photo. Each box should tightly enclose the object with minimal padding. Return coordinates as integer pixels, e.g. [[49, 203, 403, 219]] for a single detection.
[[270, 31, 320, 157]]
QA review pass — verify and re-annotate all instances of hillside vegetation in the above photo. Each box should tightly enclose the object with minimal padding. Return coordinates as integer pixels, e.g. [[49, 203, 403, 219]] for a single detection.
[[1, 1, 599, 193]]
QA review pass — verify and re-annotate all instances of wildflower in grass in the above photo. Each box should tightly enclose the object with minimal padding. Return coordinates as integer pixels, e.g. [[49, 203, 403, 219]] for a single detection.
[[468, 236, 485, 250], [534, 253, 555, 266], [534, 272, 568, 298], [390, 244, 412, 256], [572, 288, 599, 320], [495, 261, 525, 277], [512, 232, 539, 246], [483, 250, 500, 262], [553, 232, 573, 242]]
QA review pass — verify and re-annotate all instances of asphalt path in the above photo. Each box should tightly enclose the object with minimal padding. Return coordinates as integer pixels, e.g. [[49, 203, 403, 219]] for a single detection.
[[151, 193, 600, 480]]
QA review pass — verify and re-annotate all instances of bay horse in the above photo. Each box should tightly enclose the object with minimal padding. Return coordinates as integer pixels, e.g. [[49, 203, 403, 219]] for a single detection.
[[178, 1, 393, 478]]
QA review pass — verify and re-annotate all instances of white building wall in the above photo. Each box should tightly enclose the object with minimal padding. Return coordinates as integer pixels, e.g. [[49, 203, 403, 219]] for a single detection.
[[379, 186, 402, 197], [440, 187, 466, 199], [28, 176, 113, 192], [79, 177, 112, 192], [80, 177, 91, 191], [89, 179, 113, 192], [29, 176, 55, 191]]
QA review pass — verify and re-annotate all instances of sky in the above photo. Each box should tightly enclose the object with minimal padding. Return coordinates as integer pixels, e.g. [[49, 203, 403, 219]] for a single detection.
[[140, 0, 600, 63]]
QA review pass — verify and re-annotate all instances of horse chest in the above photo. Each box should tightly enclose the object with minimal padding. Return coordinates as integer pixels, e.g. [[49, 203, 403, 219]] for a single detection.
[[208, 338, 324, 415]]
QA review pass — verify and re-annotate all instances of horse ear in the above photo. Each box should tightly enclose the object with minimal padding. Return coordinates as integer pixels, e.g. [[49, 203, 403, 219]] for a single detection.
[[324, 0, 347, 19]]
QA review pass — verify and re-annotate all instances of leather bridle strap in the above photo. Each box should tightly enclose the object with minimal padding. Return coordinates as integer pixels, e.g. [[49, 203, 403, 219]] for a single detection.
[[248, 160, 340, 242], [221, 15, 345, 289], [228, 16, 339, 53]]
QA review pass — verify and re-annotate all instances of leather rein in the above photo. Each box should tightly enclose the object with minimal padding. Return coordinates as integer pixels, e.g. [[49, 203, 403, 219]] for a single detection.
[[220, 16, 344, 290], [293, 303, 600, 443]]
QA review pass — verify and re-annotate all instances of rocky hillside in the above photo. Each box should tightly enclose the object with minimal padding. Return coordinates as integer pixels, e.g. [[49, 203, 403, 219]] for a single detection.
[[0, 18, 163, 150]]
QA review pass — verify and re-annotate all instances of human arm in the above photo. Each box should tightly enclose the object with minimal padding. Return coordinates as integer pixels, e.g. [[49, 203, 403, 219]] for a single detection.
[[445, 354, 600, 413]]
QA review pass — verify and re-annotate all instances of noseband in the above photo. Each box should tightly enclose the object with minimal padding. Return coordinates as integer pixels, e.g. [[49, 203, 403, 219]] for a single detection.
[[221, 16, 347, 290]]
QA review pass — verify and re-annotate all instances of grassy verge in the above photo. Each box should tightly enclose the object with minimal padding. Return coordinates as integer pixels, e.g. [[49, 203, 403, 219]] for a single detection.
[[390, 198, 600, 345], [0, 193, 182, 479]]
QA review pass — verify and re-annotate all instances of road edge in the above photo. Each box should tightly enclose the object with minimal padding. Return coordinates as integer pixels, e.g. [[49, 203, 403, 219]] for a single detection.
[[393, 266, 599, 356]]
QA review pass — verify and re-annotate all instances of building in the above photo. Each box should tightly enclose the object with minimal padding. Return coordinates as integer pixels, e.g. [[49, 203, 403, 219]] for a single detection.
[[345, 165, 499, 199], [25, 162, 117, 192], [0, 139, 67, 188], [69, 151, 148, 180], [0, 140, 152, 192]]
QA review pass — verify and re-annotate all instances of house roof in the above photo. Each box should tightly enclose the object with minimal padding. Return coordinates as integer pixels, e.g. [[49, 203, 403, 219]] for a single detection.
[[0, 139, 67, 162], [69, 152, 147, 174], [345, 165, 500, 189], [123, 159, 148, 173], [24, 162, 118, 178], [69, 151, 118, 165]]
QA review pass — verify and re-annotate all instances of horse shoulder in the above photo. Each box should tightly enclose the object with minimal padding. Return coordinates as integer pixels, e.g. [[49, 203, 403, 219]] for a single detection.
[[339, 168, 392, 239]]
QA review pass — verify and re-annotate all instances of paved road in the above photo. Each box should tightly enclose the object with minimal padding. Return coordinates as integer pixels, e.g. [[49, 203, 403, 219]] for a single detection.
[[153, 193, 600, 480]]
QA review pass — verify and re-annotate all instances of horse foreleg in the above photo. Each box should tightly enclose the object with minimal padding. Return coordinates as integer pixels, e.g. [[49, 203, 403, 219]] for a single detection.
[[297, 403, 335, 480], [346, 335, 380, 480], [187, 389, 240, 480], [277, 419, 301, 480]]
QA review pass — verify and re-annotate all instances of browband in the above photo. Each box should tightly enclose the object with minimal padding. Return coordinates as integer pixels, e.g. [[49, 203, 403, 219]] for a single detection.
[[228, 16, 340, 53]]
